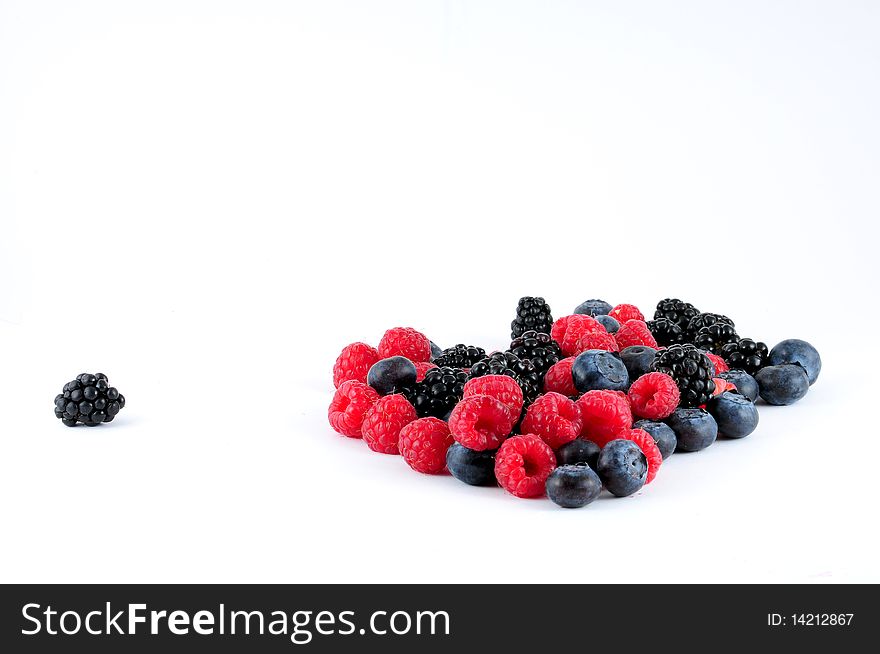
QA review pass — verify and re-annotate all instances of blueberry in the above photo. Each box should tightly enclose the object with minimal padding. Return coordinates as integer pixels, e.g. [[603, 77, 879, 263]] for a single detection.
[[619, 345, 657, 381], [707, 391, 759, 438], [633, 419, 677, 459], [768, 339, 821, 385], [718, 369, 759, 402], [574, 299, 613, 317], [366, 356, 417, 395], [572, 350, 629, 393], [429, 340, 443, 361], [755, 364, 809, 405], [546, 464, 603, 508], [596, 439, 647, 497], [595, 315, 620, 334], [666, 408, 718, 452], [446, 443, 497, 486], [555, 438, 600, 469]]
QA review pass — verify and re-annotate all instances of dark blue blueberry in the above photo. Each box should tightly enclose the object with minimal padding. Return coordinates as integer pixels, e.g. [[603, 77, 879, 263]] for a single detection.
[[555, 438, 600, 469], [574, 299, 613, 317], [546, 464, 602, 508], [633, 419, 677, 459], [707, 391, 759, 438], [666, 408, 718, 452], [366, 356, 417, 395], [755, 364, 809, 405], [429, 340, 443, 361], [446, 443, 497, 486], [596, 439, 647, 497], [572, 350, 629, 393], [768, 339, 821, 385], [595, 315, 620, 333], [718, 369, 759, 402], [620, 345, 657, 381]]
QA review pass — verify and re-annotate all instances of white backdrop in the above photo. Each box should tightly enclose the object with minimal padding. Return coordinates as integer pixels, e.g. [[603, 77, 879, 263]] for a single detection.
[[1, 0, 878, 583]]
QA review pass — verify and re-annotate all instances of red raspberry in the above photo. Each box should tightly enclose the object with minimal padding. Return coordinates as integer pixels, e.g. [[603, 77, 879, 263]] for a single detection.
[[333, 342, 380, 388], [361, 394, 417, 454], [575, 330, 619, 354], [414, 361, 437, 382], [398, 417, 454, 474], [614, 320, 658, 349], [494, 434, 557, 498], [575, 389, 632, 447], [628, 372, 680, 420], [712, 377, 737, 396], [377, 327, 431, 362], [449, 395, 515, 451], [328, 380, 380, 438], [705, 352, 729, 375], [520, 392, 583, 449], [609, 303, 645, 323], [462, 375, 523, 417], [620, 428, 662, 484], [543, 357, 578, 397], [551, 314, 604, 356]]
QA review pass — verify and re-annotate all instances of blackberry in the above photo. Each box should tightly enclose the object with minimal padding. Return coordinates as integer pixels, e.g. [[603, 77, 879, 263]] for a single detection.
[[685, 312, 735, 342], [692, 322, 739, 353], [54, 373, 125, 427], [468, 351, 541, 402], [402, 366, 468, 420], [511, 296, 553, 339], [433, 344, 486, 369], [649, 344, 716, 407], [719, 338, 769, 375], [507, 331, 562, 375], [653, 298, 701, 330], [646, 317, 686, 346]]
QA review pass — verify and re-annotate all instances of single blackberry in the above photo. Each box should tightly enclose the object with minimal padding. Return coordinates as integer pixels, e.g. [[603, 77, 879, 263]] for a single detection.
[[719, 338, 769, 375], [433, 344, 486, 369], [402, 367, 468, 420], [649, 344, 716, 407], [507, 331, 562, 375], [511, 296, 553, 339], [685, 312, 735, 342], [653, 298, 701, 330], [54, 373, 125, 427], [692, 322, 739, 353], [646, 317, 686, 346], [468, 351, 541, 402]]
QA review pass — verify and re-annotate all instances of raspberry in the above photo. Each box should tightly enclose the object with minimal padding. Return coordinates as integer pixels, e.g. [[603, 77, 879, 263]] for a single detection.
[[449, 395, 516, 451], [614, 320, 658, 349], [494, 434, 557, 498], [575, 330, 619, 354], [609, 303, 645, 323], [462, 375, 524, 417], [362, 394, 417, 454], [328, 380, 380, 438], [520, 392, 583, 449], [712, 377, 737, 396], [620, 428, 662, 484], [628, 372, 680, 420], [333, 342, 380, 388], [414, 361, 437, 382], [378, 327, 432, 363], [575, 389, 632, 447], [398, 417, 454, 474], [543, 357, 578, 397], [705, 352, 730, 375], [551, 314, 604, 356]]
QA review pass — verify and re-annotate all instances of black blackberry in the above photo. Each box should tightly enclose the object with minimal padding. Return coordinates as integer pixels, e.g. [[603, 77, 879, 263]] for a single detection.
[[718, 338, 769, 375], [692, 323, 739, 353], [511, 296, 553, 339], [54, 373, 125, 427], [654, 298, 701, 330], [507, 331, 562, 375], [468, 351, 541, 402], [402, 367, 468, 420], [646, 317, 686, 346], [433, 344, 486, 369], [649, 344, 716, 407], [685, 312, 735, 342]]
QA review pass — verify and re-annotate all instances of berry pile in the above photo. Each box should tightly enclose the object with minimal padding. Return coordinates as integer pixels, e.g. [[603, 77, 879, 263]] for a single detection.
[[328, 297, 821, 508]]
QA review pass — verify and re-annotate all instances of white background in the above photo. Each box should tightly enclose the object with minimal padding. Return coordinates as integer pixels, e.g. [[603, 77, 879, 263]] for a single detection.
[[1, 1, 878, 583]]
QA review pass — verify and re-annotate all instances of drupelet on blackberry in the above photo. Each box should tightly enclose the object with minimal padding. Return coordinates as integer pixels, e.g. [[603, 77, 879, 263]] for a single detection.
[[432, 344, 486, 369], [511, 297, 553, 340], [402, 367, 468, 420], [647, 317, 686, 346], [692, 322, 739, 353], [54, 373, 125, 426], [686, 312, 735, 342], [654, 298, 701, 330], [719, 338, 769, 375], [507, 331, 562, 375], [468, 351, 542, 402], [650, 344, 716, 407]]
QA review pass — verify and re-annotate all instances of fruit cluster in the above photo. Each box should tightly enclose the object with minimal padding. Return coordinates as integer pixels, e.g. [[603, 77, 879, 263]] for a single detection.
[[328, 297, 821, 508]]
